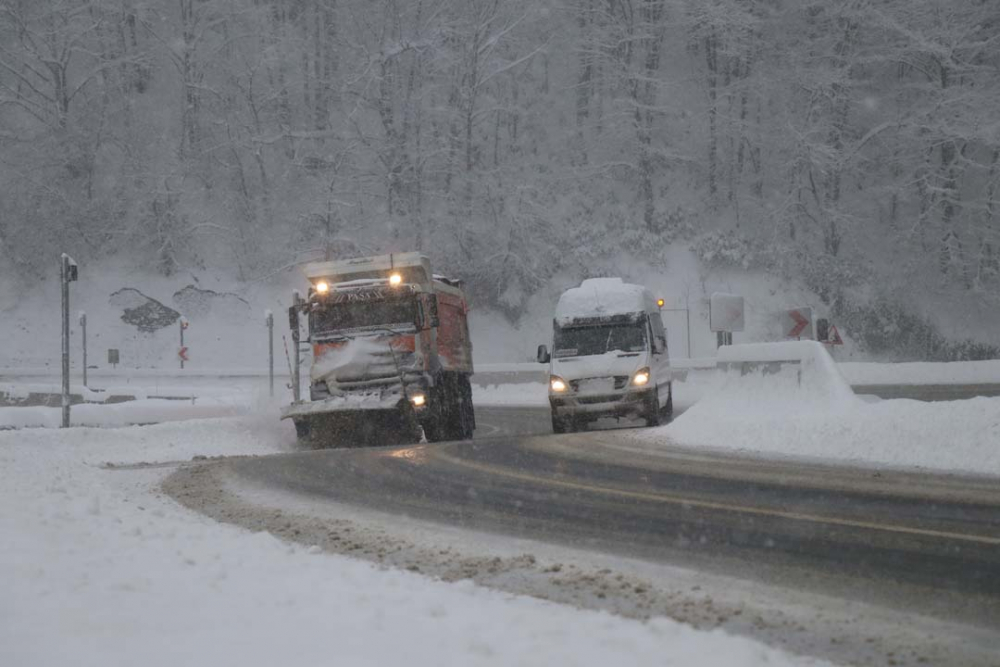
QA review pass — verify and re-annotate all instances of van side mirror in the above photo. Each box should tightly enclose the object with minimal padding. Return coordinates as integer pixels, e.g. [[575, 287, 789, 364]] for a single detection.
[[537, 344, 550, 364]]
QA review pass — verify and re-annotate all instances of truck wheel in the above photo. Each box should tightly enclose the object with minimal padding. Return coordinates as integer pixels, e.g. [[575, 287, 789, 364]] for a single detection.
[[294, 418, 312, 442], [448, 375, 475, 440], [644, 389, 662, 427], [422, 410, 444, 442], [461, 375, 476, 437]]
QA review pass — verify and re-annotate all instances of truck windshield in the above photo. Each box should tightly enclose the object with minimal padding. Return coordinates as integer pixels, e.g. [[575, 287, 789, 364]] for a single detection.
[[310, 298, 416, 337], [553, 323, 646, 357]]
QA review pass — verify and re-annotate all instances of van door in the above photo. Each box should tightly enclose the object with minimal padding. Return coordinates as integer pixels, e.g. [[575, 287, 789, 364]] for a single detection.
[[648, 312, 671, 407]]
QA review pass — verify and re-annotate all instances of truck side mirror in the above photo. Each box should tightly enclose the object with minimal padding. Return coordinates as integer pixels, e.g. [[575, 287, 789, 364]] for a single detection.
[[537, 344, 550, 364], [427, 294, 440, 329], [414, 301, 425, 330], [288, 305, 299, 331], [416, 294, 440, 330]]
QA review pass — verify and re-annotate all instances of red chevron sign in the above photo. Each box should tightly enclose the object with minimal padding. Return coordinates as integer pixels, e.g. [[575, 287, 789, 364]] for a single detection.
[[788, 309, 810, 338]]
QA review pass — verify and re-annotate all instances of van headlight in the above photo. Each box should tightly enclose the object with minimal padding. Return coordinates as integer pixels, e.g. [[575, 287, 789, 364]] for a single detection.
[[549, 376, 568, 393], [631, 368, 650, 386]]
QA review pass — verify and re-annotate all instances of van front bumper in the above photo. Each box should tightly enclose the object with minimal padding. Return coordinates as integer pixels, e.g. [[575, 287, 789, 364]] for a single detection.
[[549, 388, 651, 420]]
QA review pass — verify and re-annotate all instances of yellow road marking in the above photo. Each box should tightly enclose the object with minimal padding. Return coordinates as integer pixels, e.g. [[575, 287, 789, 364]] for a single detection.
[[433, 449, 1000, 548]]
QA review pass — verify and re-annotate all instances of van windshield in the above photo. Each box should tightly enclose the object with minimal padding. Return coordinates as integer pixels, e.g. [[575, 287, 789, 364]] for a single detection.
[[553, 323, 647, 357]]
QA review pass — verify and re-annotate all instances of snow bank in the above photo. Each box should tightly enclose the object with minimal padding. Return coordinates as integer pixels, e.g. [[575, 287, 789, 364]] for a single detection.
[[0, 398, 245, 430], [641, 343, 1000, 476], [0, 417, 825, 667], [715, 341, 857, 408]]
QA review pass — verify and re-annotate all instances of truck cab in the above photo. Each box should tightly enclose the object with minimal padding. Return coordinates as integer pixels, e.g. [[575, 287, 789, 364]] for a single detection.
[[537, 278, 672, 433], [282, 253, 475, 446]]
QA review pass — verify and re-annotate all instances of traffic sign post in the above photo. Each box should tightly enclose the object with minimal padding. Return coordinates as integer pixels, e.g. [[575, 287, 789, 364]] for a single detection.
[[60, 254, 78, 428], [265, 310, 275, 397], [78, 312, 88, 388], [179, 317, 189, 369]]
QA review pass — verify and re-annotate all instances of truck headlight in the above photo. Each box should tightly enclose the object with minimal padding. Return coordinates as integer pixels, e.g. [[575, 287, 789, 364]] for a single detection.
[[550, 376, 568, 393], [631, 368, 650, 386], [315, 281, 329, 294], [409, 393, 426, 407], [389, 273, 402, 286]]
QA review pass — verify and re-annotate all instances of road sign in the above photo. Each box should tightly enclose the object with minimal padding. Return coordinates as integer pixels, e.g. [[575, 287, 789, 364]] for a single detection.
[[178, 346, 189, 362], [826, 324, 844, 345], [780, 307, 813, 339], [710, 293, 745, 333]]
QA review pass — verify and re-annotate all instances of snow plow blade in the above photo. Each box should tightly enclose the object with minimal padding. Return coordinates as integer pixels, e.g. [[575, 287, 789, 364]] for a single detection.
[[281, 399, 421, 448]]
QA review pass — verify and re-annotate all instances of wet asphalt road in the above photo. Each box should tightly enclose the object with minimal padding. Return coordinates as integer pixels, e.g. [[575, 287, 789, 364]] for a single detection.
[[223, 406, 1000, 605]]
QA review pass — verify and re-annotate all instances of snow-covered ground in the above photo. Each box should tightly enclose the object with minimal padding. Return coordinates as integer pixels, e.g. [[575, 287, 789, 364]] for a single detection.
[[0, 415, 828, 667], [0, 398, 245, 429], [635, 343, 1000, 476], [839, 359, 1000, 386]]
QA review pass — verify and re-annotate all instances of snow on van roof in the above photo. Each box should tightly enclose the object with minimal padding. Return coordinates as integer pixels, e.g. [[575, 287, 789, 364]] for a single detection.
[[555, 278, 649, 326]]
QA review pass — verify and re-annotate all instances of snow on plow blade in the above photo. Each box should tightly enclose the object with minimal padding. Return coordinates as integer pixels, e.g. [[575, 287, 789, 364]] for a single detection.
[[281, 396, 421, 448]]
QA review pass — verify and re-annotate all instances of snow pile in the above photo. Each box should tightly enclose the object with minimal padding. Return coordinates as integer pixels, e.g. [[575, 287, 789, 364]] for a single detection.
[[715, 341, 857, 409], [0, 417, 826, 667], [645, 343, 1000, 475]]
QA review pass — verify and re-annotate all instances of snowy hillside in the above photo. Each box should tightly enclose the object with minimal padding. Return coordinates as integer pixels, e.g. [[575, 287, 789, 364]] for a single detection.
[[2, 1, 999, 361]]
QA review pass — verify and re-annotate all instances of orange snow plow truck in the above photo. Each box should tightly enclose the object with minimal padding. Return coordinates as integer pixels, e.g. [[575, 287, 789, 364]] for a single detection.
[[281, 253, 475, 447]]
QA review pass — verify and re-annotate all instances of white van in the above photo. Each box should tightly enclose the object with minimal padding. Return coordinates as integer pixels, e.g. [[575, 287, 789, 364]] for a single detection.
[[536, 278, 672, 433]]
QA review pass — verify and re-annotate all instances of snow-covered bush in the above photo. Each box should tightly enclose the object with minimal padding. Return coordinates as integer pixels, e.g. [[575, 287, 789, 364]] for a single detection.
[[690, 231, 760, 270]]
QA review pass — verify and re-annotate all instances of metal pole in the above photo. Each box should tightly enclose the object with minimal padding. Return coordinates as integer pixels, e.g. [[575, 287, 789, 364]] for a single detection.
[[60, 255, 71, 428], [685, 307, 692, 359], [79, 312, 87, 388], [266, 311, 274, 397], [179, 318, 185, 369], [291, 292, 302, 402], [292, 317, 301, 403]]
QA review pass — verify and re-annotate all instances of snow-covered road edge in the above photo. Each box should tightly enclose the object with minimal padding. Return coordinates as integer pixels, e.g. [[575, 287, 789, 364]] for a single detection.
[[1, 416, 828, 667]]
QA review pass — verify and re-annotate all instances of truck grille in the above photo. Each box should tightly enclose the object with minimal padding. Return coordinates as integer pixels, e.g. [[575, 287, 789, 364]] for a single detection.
[[328, 350, 418, 394]]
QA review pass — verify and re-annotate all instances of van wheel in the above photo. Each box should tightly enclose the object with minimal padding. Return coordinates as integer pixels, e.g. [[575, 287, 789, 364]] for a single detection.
[[661, 384, 674, 423], [551, 411, 567, 434], [644, 389, 662, 427]]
